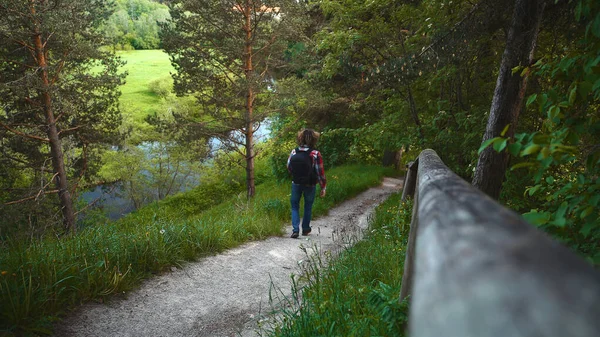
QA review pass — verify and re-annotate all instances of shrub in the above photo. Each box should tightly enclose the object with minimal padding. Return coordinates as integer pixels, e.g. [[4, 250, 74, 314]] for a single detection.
[[148, 77, 172, 98]]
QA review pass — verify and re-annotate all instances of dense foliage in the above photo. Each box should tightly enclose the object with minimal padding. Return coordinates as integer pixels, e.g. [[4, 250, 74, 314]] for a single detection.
[[101, 0, 170, 50], [271, 0, 598, 261], [484, 0, 600, 262], [0, 0, 125, 234]]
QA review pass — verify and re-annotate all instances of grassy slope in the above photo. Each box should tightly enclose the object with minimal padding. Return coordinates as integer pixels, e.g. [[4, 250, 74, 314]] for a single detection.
[[0, 165, 396, 335]]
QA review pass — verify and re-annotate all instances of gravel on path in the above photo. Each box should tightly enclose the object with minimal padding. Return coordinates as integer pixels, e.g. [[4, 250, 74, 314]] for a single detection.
[[53, 177, 403, 337]]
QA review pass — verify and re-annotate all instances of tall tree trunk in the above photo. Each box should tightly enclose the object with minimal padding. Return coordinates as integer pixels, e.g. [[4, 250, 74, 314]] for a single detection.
[[406, 84, 425, 140], [31, 7, 76, 233], [399, 32, 425, 141], [472, 0, 545, 199], [243, 0, 256, 198]]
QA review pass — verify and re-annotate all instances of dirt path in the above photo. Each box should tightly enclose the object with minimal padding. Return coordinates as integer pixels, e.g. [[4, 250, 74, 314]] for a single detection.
[[54, 177, 403, 337]]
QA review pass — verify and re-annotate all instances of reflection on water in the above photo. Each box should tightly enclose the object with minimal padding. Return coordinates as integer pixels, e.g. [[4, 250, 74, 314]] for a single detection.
[[79, 121, 271, 221], [81, 184, 136, 220]]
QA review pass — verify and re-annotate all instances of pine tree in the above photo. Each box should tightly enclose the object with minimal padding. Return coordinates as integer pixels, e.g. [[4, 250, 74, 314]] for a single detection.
[[0, 0, 125, 233], [162, 0, 305, 198]]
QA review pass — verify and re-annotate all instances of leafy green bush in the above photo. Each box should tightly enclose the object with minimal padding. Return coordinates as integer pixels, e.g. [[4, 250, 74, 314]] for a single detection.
[[148, 77, 173, 98], [318, 128, 356, 167], [478, 0, 600, 264]]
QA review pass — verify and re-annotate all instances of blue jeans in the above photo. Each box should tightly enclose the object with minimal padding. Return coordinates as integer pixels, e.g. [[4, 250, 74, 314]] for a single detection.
[[290, 183, 316, 233]]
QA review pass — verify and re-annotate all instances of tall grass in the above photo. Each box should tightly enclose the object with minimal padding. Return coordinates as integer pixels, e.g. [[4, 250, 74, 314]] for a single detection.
[[0, 165, 393, 335], [265, 193, 412, 337]]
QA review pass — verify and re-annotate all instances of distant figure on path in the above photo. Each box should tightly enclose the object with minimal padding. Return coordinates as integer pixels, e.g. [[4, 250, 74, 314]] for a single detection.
[[287, 129, 327, 238]]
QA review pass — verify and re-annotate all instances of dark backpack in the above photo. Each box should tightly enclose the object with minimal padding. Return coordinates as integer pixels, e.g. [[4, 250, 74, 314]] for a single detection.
[[289, 147, 318, 185]]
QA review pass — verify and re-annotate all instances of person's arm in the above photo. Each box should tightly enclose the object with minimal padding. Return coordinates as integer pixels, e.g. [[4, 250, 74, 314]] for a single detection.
[[287, 149, 295, 174], [315, 151, 327, 197]]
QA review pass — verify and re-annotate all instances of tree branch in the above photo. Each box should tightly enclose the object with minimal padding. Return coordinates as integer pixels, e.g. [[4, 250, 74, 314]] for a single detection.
[[58, 125, 84, 136], [4, 189, 59, 205], [0, 122, 50, 142]]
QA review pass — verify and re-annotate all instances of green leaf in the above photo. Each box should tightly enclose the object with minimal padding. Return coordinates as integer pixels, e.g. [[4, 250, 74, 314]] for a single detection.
[[493, 138, 508, 152], [511, 162, 534, 170], [508, 143, 522, 156], [527, 185, 541, 196], [589, 194, 600, 207], [547, 105, 560, 120], [523, 210, 550, 226], [514, 133, 527, 142], [526, 94, 537, 107], [580, 206, 594, 219], [478, 137, 500, 155], [592, 12, 600, 38], [593, 77, 600, 93], [541, 157, 553, 168], [545, 176, 555, 184], [500, 124, 511, 137], [521, 144, 541, 156], [537, 146, 551, 160], [568, 86, 577, 105], [537, 94, 548, 112], [550, 202, 568, 227], [580, 221, 594, 237], [578, 81, 593, 100], [554, 145, 578, 154], [532, 134, 549, 144]]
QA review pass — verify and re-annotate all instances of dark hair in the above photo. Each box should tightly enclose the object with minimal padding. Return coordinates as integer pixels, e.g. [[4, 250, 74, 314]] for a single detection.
[[296, 128, 320, 148]]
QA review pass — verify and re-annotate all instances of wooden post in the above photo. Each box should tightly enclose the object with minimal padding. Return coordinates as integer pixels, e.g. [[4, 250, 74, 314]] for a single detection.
[[409, 149, 600, 337], [401, 159, 418, 202]]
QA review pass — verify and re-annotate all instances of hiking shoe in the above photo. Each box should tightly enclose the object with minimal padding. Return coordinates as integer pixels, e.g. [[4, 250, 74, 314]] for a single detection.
[[302, 228, 312, 236], [290, 232, 299, 238]]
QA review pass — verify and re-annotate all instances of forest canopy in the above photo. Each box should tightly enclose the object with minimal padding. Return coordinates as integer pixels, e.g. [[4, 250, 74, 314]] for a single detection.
[[101, 0, 171, 50]]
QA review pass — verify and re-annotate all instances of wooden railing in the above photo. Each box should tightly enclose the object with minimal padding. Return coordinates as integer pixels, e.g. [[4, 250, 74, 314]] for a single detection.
[[398, 149, 600, 337]]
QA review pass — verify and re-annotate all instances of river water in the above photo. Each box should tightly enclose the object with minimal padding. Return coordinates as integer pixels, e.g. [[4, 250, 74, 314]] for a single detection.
[[80, 122, 272, 221]]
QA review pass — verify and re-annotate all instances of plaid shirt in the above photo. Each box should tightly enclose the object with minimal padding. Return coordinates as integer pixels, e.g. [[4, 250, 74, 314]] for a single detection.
[[287, 146, 327, 190]]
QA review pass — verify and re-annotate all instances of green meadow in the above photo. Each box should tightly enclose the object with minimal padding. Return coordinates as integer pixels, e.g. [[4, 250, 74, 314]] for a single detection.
[[117, 50, 174, 128]]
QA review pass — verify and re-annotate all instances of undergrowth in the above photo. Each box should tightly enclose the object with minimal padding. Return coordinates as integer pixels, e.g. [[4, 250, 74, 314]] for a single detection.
[[265, 193, 412, 337], [0, 165, 395, 336]]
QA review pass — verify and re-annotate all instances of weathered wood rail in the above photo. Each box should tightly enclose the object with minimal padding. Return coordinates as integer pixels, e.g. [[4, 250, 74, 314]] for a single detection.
[[399, 149, 600, 337]]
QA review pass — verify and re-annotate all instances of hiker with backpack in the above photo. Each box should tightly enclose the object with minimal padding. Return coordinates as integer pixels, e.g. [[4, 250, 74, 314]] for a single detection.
[[287, 128, 327, 239]]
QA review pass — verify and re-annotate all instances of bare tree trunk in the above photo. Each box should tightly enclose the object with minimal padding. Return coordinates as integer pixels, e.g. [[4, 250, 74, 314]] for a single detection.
[[472, 0, 545, 199], [32, 8, 76, 233], [243, 0, 256, 198]]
